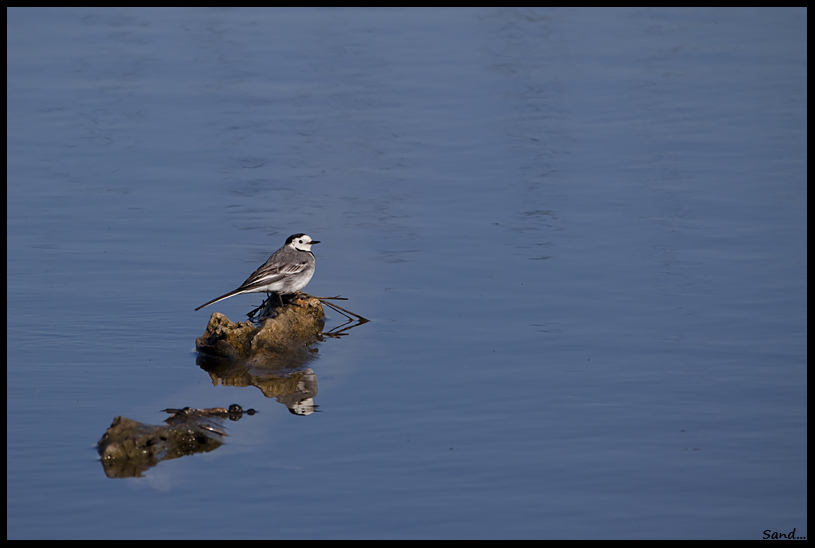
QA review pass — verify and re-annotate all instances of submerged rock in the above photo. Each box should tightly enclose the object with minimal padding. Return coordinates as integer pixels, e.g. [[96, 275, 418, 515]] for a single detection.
[[97, 406, 255, 478]]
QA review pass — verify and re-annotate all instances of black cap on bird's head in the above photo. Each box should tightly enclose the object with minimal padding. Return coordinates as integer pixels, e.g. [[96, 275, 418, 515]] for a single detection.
[[286, 233, 320, 246]]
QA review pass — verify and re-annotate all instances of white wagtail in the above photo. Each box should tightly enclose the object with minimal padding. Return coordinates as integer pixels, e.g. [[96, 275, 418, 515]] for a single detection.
[[195, 233, 319, 311]]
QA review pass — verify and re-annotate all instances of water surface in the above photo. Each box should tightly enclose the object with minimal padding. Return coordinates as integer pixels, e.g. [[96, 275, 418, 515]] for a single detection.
[[7, 7, 807, 539]]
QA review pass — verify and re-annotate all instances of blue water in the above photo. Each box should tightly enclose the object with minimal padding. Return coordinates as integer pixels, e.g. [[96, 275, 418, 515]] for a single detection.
[[7, 7, 806, 539]]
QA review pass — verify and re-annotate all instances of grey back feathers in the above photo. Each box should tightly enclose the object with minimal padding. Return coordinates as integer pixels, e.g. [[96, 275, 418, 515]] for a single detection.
[[195, 233, 319, 311]]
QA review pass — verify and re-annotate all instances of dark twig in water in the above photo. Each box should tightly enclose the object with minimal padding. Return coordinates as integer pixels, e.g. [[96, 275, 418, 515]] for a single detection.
[[317, 297, 371, 325], [245, 293, 369, 324], [246, 298, 270, 321], [246, 293, 282, 320], [316, 296, 370, 324]]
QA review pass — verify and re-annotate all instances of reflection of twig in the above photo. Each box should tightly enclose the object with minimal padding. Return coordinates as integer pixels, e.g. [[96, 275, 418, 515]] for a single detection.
[[323, 316, 355, 338]]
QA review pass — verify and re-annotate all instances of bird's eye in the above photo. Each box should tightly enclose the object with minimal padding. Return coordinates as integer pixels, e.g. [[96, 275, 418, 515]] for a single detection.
[[299, 239, 303, 244]]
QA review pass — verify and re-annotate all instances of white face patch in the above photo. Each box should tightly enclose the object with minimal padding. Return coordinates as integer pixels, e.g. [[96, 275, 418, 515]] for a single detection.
[[291, 235, 316, 251]]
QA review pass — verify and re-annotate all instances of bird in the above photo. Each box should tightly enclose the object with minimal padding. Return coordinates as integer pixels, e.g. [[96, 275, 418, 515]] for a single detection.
[[195, 233, 319, 311]]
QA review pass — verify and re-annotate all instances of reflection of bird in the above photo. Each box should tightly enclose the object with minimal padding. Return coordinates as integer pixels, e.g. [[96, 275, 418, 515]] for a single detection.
[[195, 233, 319, 311]]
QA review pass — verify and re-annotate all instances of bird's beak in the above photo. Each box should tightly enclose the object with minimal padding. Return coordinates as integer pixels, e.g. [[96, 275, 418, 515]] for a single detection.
[[311, 240, 321, 245]]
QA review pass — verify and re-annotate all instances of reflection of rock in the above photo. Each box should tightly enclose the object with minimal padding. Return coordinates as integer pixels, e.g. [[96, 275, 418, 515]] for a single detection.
[[97, 405, 254, 478], [195, 297, 325, 411]]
